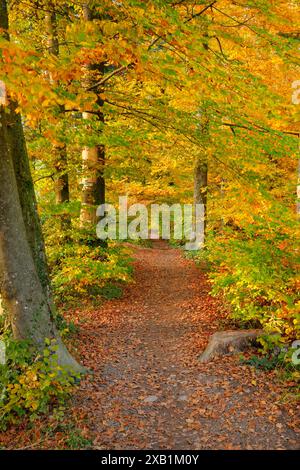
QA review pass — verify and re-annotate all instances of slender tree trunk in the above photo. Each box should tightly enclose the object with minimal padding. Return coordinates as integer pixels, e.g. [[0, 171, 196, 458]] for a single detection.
[[80, 3, 105, 228], [297, 137, 300, 217], [54, 143, 72, 236], [80, 131, 105, 227], [54, 146, 70, 205], [0, 0, 8, 34], [193, 110, 209, 244], [219, 177, 226, 230], [193, 158, 208, 235], [45, 6, 70, 211]]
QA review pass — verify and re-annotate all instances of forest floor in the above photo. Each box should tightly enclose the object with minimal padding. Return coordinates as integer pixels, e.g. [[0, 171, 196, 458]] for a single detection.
[[73, 241, 299, 450], [1, 241, 299, 449]]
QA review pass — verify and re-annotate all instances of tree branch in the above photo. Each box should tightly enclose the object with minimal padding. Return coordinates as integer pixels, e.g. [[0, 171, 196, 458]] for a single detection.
[[34, 173, 55, 183], [222, 121, 300, 137], [184, 1, 217, 24], [87, 65, 133, 92]]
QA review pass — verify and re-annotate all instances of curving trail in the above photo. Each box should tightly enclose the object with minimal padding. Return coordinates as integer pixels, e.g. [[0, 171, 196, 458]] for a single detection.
[[75, 241, 299, 450]]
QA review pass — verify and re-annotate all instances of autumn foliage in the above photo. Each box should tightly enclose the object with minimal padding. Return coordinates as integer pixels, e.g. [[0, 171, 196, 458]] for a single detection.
[[0, 0, 299, 443]]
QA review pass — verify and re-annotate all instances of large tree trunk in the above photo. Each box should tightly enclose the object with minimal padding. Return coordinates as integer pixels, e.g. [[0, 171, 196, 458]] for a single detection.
[[0, 105, 83, 372], [7, 104, 52, 299], [1, 1, 50, 298], [80, 3, 105, 228], [0, 0, 83, 372]]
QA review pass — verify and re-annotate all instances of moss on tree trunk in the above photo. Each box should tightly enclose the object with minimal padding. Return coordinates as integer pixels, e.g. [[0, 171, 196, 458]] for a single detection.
[[0, 0, 83, 372]]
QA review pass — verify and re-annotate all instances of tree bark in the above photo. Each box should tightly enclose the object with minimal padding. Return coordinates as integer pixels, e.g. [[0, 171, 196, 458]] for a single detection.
[[54, 146, 70, 205], [0, 0, 8, 35], [1, 1, 51, 297], [7, 105, 52, 299], [80, 134, 105, 227], [193, 158, 208, 235], [297, 138, 300, 217], [0, 0, 83, 372], [0, 106, 83, 372], [80, 3, 105, 228], [45, 6, 70, 210], [193, 111, 209, 244]]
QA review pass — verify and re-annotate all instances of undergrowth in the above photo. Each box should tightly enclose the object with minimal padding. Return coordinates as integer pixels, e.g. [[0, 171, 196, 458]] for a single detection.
[[42, 208, 133, 306], [0, 338, 80, 430]]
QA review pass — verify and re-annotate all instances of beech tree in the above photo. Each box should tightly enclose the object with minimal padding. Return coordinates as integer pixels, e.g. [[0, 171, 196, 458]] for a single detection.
[[0, 0, 83, 373], [1, 0, 298, 360], [45, 4, 70, 208], [80, 2, 105, 228]]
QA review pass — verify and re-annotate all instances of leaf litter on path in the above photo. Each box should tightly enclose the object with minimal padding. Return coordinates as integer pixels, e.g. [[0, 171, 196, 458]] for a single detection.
[[72, 241, 299, 450]]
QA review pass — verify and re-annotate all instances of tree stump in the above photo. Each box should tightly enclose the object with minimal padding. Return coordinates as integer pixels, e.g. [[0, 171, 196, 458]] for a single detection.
[[198, 329, 263, 363]]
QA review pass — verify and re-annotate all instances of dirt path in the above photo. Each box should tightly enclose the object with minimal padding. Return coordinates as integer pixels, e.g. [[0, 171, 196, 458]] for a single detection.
[[75, 242, 299, 450]]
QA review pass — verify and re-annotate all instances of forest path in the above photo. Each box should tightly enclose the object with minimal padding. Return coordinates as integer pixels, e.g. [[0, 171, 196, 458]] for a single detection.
[[76, 241, 299, 450]]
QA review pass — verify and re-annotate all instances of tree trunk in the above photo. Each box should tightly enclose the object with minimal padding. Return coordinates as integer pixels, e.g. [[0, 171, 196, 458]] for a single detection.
[[0, 0, 83, 372], [54, 144, 72, 236], [80, 3, 105, 228], [80, 132, 105, 227], [193, 158, 208, 236], [0, 0, 8, 36], [54, 145, 70, 205], [45, 6, 71, 214], [0, 106, 83, 372], [297, 138, 300, 217], [1, 2, 51, 298], [193, 110, 209, 244], [7, 105, 52, 300]]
